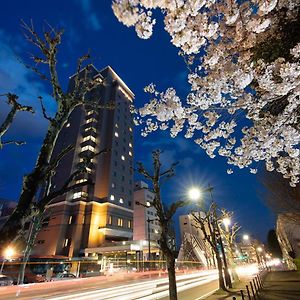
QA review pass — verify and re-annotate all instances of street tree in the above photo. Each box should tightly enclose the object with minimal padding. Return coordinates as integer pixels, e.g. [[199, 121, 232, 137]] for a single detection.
[[259, 170, 300, 215], [112, 0, 300, 186], [219, 209, 241, 282], [267, 229, 282, 259], [192, 204, 230, 291], [0, 21, 110, 250], [136, 150, 190, 300]]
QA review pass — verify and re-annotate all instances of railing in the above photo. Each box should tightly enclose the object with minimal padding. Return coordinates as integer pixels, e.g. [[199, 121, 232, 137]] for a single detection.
[[233, 266, 270, 299]]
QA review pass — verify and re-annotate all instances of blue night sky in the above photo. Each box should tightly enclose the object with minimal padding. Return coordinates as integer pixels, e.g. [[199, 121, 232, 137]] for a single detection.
[[0, 1, 275, 242]]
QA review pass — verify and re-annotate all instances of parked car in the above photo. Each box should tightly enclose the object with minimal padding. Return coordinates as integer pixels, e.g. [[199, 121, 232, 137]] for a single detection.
[[51, 273, 77, 281], [0, 274, 13, 286]]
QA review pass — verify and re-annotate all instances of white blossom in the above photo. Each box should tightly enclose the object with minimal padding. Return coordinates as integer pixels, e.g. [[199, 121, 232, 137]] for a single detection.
[[112, 0, 300, 185]]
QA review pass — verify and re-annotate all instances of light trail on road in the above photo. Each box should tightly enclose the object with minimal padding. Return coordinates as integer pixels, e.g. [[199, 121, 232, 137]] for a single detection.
[[46, 270, 218, 300]]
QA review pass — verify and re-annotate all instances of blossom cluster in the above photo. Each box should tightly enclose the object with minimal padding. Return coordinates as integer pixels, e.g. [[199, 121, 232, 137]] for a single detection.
[[112, 0, 300, 186]]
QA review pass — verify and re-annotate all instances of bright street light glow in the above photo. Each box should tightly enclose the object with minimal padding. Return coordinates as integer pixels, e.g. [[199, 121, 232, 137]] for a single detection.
[[188, 187, 201, 201], [257, 247, 263, 252], [243, 234, 249, 241], [223, 217, 231, 227], [3, 247, 15, 259]]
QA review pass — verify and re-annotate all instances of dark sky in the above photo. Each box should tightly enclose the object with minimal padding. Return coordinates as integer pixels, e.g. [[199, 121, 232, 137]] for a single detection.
[[0, 0, 275, 242]]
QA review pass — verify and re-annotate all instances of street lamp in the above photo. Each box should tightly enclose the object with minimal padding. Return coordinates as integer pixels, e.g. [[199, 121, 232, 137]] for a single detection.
[[188, 187, 201, 201], [243, 234, 249, 241], [0, 246, 15, 274], [222, 217, 231, 231], [188, 185, 232, 288]]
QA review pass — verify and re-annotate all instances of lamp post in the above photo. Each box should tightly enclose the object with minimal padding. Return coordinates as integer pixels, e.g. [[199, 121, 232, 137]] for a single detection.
[[0, 247, 15, 274]]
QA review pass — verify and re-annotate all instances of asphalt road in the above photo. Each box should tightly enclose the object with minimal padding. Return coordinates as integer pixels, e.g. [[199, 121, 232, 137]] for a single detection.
[[0, 270, 219, 300]]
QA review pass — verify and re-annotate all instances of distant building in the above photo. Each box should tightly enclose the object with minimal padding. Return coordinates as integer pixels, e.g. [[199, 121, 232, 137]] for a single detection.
[[277, 213, 300, 270], [133, 181, 161, 260], [133, 182, 161, 241], [177, 213, 215, 268], [33, 65, 134, 258]]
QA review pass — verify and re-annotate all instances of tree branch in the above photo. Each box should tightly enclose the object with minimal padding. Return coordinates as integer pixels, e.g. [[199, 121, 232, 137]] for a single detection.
[[38, 96, 54, 122], [0, 93, 34, 148]]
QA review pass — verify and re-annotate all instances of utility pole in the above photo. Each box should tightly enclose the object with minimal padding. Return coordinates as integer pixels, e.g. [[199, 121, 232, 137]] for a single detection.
[[147, 217, 151, 269]]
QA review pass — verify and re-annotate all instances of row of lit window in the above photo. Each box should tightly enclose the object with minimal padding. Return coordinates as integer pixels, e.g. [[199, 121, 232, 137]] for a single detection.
[[110, 194, 124, 204], [66, 212, 132, 230], [81, 145, 95, 152], [73, 191, 88, 199], [83, 135, 96, 143]]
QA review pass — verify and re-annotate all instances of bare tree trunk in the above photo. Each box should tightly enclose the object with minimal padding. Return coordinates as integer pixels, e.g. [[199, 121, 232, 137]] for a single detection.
[[216, 252, 227, 291], [0, 116, 67, 248], [18, 213, 42, 284], [166, 256, 177, 300]]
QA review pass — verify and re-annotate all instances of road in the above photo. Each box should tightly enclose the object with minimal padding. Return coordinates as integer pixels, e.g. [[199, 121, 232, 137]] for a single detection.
[[0, 270, 218, 300]]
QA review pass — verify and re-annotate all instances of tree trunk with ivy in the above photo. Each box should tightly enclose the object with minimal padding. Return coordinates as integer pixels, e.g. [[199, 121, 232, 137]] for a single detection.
[[0, 21, 108, 250], [136, 150, 190, 300]]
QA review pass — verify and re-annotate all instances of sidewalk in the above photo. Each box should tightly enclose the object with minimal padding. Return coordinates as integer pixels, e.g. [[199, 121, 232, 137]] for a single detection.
[[206, 271, 300, 300], [205, 275, 255, 300], [259, 271, 300, 300]]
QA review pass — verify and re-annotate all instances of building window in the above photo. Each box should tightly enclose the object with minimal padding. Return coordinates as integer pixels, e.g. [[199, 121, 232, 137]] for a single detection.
[[129, 142, 132, 148], [108, 216, 112, 225], [73, 191, 87, 199], [83, 136, 96, 143], [129, 151, 132, 156], [37, 240, 45, 244], [115, 123, 118, 128], [117, 218, 123, 227], [110, 195, 115, 201], [81, 145, 95, 152], [114, 161, 118, 167], [64, 238, 71, 247], [87, 110, 94, 116], [129, 127, 132, 132], [76, 179, 87, 184], [85, 167, 92, 173], [114, 132, 119, 137], [66, 123, 70, 128], [121, 155, 125, 161], [68, 216, 73, 225], [85, 127, 96, 133], [128, 220, 132, 228], [86, 118, 97, 124], [82, 216, 85, 224], [128, 201, 132, 207], [111, 183, 115, 188], [119, 198, 124, 204]]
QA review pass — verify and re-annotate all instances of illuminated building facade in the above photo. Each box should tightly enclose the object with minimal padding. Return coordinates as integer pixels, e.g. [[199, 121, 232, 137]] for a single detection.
[[33, 66, 134, 257]]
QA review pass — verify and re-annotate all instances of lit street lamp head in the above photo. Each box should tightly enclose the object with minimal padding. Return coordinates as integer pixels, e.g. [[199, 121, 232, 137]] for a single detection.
[[243, 234, 249, 241], [4, 247, 15, 259], [223, 217, 231, 227], [188, 187, 201, 201]]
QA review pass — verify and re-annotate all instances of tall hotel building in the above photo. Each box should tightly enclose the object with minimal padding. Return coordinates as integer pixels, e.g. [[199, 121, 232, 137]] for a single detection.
[[33, 65, 134, 258]]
